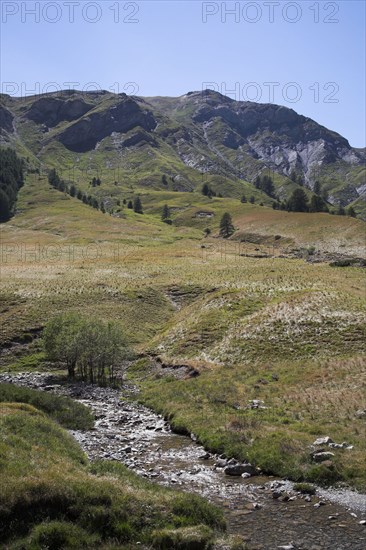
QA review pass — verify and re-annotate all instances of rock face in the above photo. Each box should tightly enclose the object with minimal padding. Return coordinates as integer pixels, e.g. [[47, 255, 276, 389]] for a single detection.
[[57, 97, 157, 152], [26, 97, 94, 127], [188, 90, 361, 182], [0, 104, 14, 135]]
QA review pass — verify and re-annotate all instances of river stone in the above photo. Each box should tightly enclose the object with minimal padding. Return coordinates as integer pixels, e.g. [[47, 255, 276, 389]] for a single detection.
[[225, 463, 257, 476], [312, 451, 335, 462], [215, 458, 228, 468]]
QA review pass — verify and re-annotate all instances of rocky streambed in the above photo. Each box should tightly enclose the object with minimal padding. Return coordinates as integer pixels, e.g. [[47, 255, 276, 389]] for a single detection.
[[1, 372, 365, 550]]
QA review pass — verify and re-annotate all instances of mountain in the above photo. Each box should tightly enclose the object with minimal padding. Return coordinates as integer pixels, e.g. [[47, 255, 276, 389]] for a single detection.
[[1, 89, 365, 215]]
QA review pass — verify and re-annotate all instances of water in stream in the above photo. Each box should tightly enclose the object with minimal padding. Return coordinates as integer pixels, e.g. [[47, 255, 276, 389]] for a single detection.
[[1, 372, 365, 550]]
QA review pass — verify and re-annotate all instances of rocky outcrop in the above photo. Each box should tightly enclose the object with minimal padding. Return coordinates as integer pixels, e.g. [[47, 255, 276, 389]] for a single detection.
[[189, 92, 363, 181], [57, 97, 157, 152]]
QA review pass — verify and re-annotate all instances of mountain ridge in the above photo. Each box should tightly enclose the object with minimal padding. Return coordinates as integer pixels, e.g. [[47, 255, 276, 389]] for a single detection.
[[1, 89, 365, 214]]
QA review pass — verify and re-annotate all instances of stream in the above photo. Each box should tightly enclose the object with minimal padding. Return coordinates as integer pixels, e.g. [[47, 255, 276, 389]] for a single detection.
[[1, 372, 365, 550]]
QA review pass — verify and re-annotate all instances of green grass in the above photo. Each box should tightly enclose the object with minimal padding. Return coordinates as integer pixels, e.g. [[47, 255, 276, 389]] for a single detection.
[[0, 404, 225, 549], [130, 353, 366, 490], [0, 383, 94, 430], [3, 352, 46, 373]]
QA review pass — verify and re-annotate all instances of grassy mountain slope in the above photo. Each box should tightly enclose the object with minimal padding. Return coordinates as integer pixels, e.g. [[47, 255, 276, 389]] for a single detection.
[[1, 90, 365, 215], [1, 175, 365, 491]]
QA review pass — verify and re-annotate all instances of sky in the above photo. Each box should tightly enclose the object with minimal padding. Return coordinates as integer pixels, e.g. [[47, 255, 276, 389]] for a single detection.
[[1, 0, 365, 147]]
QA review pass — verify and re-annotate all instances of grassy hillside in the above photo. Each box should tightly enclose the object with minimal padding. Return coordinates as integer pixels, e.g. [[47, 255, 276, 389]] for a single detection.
[[0, 399, 225, 549], [1, 174, 365, 492]]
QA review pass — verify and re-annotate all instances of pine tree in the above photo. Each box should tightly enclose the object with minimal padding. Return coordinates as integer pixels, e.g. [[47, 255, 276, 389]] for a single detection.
[[309, 194, 328, 213], [313, 181, 321, 195], [0, 189, 10, 222], [240, 194, 247, 203], [254, 176, 261, 189], [133, 196, 143, 214], [0, 149, 24, 222], [219, 212, 234, 238], [249, 196, 255, 204], [347, 206, 356, 218], [288, 188, 308, 212], [161, 204, 171, 223], [127, 200, 133, 209], [202, 183, 211, 196]]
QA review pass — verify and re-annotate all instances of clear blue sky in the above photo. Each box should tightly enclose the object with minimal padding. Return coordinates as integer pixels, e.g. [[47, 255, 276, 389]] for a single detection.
[[1, 1, 365, 146]]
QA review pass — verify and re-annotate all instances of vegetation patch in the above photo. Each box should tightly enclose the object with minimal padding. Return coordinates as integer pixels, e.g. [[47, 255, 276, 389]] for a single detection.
[[0, 383, 94, 430], [0, 405, 225, 548]]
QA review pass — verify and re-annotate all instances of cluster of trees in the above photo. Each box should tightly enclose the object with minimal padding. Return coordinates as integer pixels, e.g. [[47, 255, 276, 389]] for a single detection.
[[0, 148, 24, 222], [126, 196, 143, 213], [254, 174, 275, 197], [201, 183, 217, 198], [90, 177, 102, 187], [201, 183, 223, 198], [48, 169, 107, 213], [241, 194, 256, 204], [43, 313, 129, 385], [272, 188, 356, 216]]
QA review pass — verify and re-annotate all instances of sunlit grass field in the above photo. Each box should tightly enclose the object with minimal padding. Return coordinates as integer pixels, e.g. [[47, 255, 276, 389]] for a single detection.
[[1, 174, 365, 489]]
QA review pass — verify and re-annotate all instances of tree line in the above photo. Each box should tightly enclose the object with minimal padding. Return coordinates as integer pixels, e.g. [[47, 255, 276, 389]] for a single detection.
[[272, 188, 356, 216], [48, 169, 145, 214], [0, 148, 24, 222]]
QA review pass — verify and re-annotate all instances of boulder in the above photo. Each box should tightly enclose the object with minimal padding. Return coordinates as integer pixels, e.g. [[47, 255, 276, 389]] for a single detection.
[[224, 463, 257, 476], [312, 451, 335, 463], [313, 436, 333, 446]]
